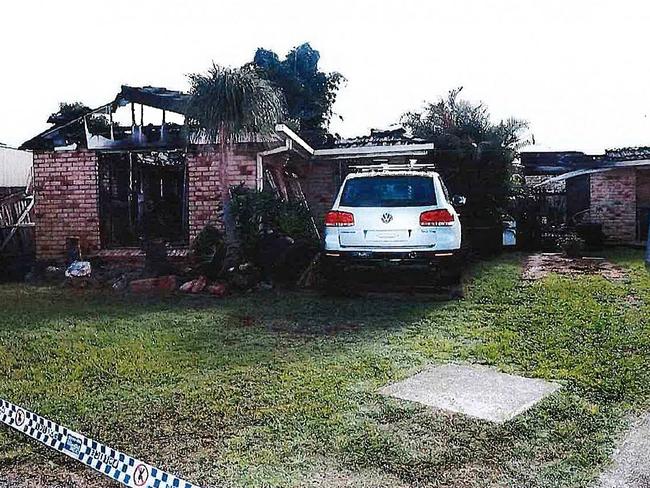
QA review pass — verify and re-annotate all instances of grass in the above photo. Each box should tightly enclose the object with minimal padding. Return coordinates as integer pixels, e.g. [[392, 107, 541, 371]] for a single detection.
[[0, 250, 648, 487]]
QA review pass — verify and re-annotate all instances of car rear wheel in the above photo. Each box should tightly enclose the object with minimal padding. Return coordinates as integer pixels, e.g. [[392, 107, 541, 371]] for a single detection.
[[432, 253, 464, 285], [320, 256, 346, 293]]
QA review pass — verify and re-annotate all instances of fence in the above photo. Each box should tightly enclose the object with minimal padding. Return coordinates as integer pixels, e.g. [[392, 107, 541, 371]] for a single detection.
[[0, 192, 35, 278]]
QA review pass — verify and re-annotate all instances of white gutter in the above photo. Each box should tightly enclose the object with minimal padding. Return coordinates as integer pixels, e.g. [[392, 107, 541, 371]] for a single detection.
[[314, 149, 433, 160], [255, 125, 317, 190], [253, 127, 437, 188], [256, 139, 292, 191], [274, 124, 314, 155], [313, 143, 435, 159]]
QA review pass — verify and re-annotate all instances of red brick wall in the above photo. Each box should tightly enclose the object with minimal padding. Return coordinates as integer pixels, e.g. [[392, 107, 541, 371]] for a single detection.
[[295, 160, 339, 227], [186, 144, 262, 241], [590, 168, 637, 242], [32, 145, 341, 259], [33, 150, 100, 261]]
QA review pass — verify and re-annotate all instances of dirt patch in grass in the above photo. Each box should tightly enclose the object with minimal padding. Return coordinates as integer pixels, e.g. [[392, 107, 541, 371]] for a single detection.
[[522, 253, 627, 282], [266, 318, 361, 335]]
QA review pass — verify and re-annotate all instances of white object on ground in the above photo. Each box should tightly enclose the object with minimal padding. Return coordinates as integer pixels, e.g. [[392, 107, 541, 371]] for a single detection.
[[65, 261, 91, 278], [503, 220, 517, 246], [379, 364, 560, 423], [599, 412, 650, 488]]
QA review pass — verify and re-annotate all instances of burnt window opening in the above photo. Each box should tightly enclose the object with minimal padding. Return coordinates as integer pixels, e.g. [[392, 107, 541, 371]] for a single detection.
[[98, 152, 188, 248]]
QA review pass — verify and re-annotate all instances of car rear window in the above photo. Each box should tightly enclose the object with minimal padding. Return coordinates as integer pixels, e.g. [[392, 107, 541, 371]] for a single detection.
[[339, 176, 436, 207]]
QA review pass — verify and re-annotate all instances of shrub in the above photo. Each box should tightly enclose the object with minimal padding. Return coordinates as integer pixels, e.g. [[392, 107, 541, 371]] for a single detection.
[[229, 186, 319, 284], [230, 185, 317, 258], [191, 225, 227, 279]]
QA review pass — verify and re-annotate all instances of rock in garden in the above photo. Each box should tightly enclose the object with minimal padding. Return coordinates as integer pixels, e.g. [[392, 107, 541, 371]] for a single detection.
[[129, 275, 178, 293]]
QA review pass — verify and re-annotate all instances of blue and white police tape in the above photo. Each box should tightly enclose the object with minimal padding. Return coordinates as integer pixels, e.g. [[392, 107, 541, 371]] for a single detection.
[[0, 398, 200, 488]]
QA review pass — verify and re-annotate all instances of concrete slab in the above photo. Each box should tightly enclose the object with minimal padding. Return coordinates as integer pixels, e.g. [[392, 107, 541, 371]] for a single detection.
[[598, 412, 650, 488], [378, 364, 560, 423]]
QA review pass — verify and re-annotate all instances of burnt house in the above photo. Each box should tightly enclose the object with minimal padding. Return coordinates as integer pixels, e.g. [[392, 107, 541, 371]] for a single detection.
[[21, 88, 434, 262], [520, 147, 650, 243]]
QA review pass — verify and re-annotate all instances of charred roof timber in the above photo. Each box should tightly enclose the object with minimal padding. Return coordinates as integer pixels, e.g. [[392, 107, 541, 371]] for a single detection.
[[116, 86, 191, 114], [21, 86, 190, 151]]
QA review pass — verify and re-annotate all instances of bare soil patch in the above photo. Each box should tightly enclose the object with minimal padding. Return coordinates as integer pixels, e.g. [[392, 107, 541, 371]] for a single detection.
[[522, 253, 627, 282]]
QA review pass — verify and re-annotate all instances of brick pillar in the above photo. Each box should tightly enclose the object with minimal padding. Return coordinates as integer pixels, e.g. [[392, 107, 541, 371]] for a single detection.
[[32, 150, 101, 261], [186, 144, 261, 243]]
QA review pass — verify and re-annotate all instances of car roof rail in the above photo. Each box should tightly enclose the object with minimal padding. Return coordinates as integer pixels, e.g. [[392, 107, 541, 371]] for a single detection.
[[348, 161, 437, 173]]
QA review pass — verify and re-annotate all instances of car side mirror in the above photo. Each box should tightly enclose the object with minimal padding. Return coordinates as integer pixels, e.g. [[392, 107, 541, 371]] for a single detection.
[[451, 195, 466, 206]]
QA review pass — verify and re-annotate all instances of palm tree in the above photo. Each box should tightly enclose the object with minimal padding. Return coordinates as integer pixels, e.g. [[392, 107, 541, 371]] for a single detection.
[[186, 63, 285, 269]]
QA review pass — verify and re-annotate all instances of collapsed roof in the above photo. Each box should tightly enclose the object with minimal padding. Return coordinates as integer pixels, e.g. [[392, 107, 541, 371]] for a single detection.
[[20, 87, 435, 161], [115, 86, 190, 114], [21, 86, 190, 151]]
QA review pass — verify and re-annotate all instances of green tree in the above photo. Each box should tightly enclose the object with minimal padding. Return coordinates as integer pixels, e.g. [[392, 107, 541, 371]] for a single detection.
[[402, 88, 529, 237], [48, 102, 111, 147], [185, 64, 286, 268], [48, 102, 91, 124], [401, 87, 528, 152], [252, 43, 345, 147]]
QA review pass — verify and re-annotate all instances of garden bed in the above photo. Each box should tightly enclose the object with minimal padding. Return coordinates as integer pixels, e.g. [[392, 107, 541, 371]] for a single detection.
[[522, 252, 627, 281]]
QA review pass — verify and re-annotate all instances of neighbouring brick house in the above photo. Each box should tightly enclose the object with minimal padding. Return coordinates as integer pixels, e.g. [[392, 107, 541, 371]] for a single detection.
[[520, 148, 650, 243], [22, 86, 434, 262]]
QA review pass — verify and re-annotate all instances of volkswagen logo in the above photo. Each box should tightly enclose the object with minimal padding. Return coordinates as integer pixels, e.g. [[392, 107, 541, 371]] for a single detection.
[[381, 212, 393, 224]]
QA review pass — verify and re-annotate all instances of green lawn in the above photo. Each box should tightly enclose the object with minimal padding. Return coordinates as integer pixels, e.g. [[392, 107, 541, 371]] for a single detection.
[[0, 250, 648, 487]]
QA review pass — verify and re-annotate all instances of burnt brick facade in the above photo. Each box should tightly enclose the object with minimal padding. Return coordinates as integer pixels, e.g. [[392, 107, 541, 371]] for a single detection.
[[32, 145, 270, 261], [32, 150, 101, 260]]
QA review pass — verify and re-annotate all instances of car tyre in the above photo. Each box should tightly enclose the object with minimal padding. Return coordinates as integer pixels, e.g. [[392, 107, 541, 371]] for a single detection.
[[320, 257, 346, 294]]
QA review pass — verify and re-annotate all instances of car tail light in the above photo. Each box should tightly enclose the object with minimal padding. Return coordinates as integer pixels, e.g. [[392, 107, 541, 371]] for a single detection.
[[420, 209, 454, 226], [325, 210, 355, 227]]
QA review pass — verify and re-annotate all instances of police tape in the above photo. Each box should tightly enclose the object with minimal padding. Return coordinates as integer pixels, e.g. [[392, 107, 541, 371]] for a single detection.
[[0, 398, 200, 488]]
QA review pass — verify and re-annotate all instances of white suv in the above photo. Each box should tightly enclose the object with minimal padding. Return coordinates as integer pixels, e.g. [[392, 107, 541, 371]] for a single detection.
[[322, 164, 464, 275]]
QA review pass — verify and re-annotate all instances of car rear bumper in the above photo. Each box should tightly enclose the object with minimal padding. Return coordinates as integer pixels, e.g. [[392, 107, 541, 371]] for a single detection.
[[322, 249, 459, 267]]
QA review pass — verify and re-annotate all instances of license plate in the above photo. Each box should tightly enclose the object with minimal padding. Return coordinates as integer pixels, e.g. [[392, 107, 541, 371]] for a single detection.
[[367, 230, 407, 241]]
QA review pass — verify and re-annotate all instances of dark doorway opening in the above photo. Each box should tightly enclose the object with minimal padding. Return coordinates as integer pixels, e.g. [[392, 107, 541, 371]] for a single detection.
[[98, 152, 188, 248], [566, 175, 590, 223], [637, 169, 650, 242]]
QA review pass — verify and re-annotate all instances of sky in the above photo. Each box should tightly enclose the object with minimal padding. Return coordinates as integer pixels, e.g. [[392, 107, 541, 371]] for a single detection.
[[1, 0, 649, 153]]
